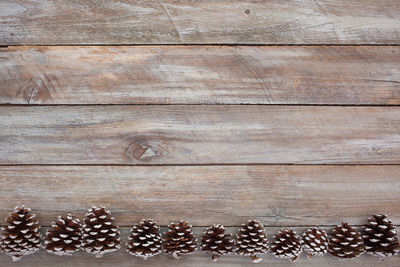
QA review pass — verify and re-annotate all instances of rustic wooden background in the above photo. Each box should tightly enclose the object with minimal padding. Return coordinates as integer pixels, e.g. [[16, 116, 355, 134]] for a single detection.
[[0, 0, 399, 266]]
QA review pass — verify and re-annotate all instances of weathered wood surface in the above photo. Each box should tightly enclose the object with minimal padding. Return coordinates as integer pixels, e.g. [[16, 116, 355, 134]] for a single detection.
[[0, 227, 398, 266], [1, 0, 400, 45], [1, 46, 400, 105], [0, 165, 399, 226], [1, 106, 399, 165]]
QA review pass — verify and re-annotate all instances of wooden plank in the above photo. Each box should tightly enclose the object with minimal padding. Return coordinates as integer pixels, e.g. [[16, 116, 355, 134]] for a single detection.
[[1, 1, 400, 45], [0, 165, 399, 226], [1, 46, 400, 105], [0, 227, 398, 266], [1, 106, 400, 165]]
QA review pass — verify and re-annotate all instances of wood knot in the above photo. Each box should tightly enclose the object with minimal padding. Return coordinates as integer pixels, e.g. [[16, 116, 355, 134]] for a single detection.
[[125, 137, 168, 162]]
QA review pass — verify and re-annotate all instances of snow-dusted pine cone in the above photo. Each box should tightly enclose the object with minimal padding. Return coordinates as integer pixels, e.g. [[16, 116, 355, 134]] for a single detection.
[[363, 214, 400, 257], [163, 220, 197, 258], [201, 224, 235, 262], [44, 214, 82, 256], [270, 229, 302, 262], [0, 206, 41, 262], [82, 206, 121, 258], [328, 222, 364, 260], [302, 227, 328, 258], [236, 219, 269, 263], [126, 219, 162, 259]]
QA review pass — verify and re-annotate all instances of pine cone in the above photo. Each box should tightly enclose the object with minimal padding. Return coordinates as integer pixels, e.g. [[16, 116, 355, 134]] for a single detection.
[[302, 227, 328, 258], [44, 214, 82, 256], [236, 219, 269, 263], [163, 220, 197, 258], [201, 224, 235, 262], [82, 206, 121, 258], [271, 228, 302, 262], [0, 206, 41, 262], [328, 222, 364, 260], [363, 214, 400, 257], [126, 219, 162, 259]]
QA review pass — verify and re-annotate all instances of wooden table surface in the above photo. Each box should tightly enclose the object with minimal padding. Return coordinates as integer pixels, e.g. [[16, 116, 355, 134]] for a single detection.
[[0, 0, 399, 266]]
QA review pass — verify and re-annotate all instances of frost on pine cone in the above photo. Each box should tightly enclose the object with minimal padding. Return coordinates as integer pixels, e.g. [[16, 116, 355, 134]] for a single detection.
[[328, 222, 364, 260], [82, 206, 121, 258], [363, 214, 400, 257], [0, 206, 41, 262], [126, 219, 162, 259], [302, 227, 328, 258], [270, 229, 302, 262], [236, 219, 269, 263], [201, 224, 235, 262], [44, 214, 82, 256], [163, 220, 197, 258]]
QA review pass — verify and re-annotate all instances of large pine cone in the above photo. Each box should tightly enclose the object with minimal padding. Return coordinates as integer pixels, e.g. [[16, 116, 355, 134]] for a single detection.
[[328, 222, 364, 260], [236, 219, 269, 263], [44, 214, 82, 256], [126, 219, 162, 259], [271, 228, 302, 262], [363, 214, 400, 257], [302, 227, 328, 258], [0, 206, 41, 262], [201, 224, 235, 262], [163, 220, 197, 258], [82, 206, 121, 258]]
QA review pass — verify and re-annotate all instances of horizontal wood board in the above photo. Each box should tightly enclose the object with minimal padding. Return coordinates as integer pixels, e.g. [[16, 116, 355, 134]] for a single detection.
[[1, 46, 400, 105], [1, 0, 400, 45]]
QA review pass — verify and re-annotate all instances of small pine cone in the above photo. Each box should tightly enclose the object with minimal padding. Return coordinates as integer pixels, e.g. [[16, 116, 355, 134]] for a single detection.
[[328, 222, 364, 260], [271, 229, 302, 262], [0, 206, 41, 262], [363, 214, 400, 257], [236, 219, 269, 263], [82, 206, 121, 258], [302, 227, 328, 258], [201, 224, 235, 262], [163, 220, 197, 258], [126, 219, 162, 259], [44, 214, 82, 256]]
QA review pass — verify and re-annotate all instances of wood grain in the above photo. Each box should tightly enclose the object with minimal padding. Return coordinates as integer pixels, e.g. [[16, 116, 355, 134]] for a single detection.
[[0, 165, 399, 226], [1, 0, 400, 45], [0, 227, 399, 266], [1, 46, 399, 105], [1, 105, 399, 165]]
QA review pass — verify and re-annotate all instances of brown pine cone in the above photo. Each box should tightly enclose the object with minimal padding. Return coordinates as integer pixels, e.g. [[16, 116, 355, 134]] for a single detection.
[[44, 214, 82, 256], [363, 214, 400, 257], [0, 206, 41, 262], [82, 206, 121, 258], [302, 227, 328, 258], [328, 222, 364, 260], [126, 219, 162, 259], [163, 220, 197, 258], [236, 219, 269, 263], [271, 228, 302, 262], [201, 224, 235, 262]]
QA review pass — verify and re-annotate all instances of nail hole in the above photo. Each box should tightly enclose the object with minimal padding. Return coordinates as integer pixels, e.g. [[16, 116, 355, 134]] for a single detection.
[[245, 9, 250, 15]]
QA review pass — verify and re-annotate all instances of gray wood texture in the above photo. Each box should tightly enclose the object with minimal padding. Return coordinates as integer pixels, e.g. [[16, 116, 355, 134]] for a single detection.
[[0, 165, 398, 226], [1, 0, 400, 45], [1, 46, 399, 105]]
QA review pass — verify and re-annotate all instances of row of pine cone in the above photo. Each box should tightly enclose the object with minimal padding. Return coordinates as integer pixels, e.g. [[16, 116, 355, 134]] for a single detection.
[[0, 206, 399, 263]]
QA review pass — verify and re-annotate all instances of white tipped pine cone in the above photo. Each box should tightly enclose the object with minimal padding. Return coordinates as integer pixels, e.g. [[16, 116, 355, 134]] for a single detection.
[[363, 214, 400, 257], [236, 219, 269, 263], [163, 220, 197, 258], [271, 228, 302, 262], [201, 224, 236, 262], [126, 219, 162, 259], [302, 227, 328, 258], [44, 214, 82, 256], [328, 222, 364, 260], [82, 206, 121, 258], [0, 206, 41, 262]]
